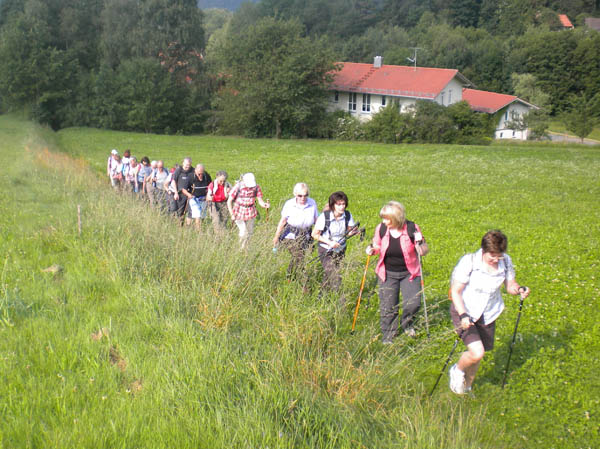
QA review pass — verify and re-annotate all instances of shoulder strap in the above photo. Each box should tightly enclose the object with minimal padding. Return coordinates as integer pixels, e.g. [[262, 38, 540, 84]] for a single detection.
[[324, 210, 350, 234], [406, 220, 416, 243], [323, 210, 331, 233], [379, 222, 387, 239]]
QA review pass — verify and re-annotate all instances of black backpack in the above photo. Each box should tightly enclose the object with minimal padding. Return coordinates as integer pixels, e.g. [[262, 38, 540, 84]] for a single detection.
[[379, 220, 417, 243]]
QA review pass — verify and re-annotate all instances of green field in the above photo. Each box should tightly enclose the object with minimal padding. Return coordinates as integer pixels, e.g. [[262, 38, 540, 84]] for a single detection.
[[1, 114, 599, 448], [547, 121, 600, 142]]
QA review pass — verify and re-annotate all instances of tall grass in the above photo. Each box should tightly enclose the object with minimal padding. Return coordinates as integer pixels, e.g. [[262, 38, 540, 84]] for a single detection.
[[0, 116, 500, 448], [1, 115, 598, 448]]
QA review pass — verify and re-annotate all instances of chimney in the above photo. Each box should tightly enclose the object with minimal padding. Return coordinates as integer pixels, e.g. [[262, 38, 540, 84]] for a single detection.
[[374, 56, 382, 68]]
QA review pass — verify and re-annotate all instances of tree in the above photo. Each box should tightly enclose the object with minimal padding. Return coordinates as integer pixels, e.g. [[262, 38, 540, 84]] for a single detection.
[[448, 0, 481, 28], [411, 100, 457, 144], [511, 73, 550, 110], [100, 0, 204, 68], [363, 101, 415, 143], [215, 17, 337, 138], [447, 100, 494, 143], [563, 93, 600, 143], [0, 5, 80, 128]]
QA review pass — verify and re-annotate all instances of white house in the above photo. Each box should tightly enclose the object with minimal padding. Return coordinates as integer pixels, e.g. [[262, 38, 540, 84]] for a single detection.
[[462, 88, 539, 140], [328, 56, 472, 122]]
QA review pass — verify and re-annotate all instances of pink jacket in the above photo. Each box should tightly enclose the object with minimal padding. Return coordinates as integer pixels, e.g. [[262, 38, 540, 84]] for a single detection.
[[372, 222, 422, 282]]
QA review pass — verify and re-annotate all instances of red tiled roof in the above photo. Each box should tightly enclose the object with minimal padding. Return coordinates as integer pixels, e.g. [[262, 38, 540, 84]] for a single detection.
[[558, 14, 574, 28], [330, 62, 470, 99], [462, 88, 538, 114]]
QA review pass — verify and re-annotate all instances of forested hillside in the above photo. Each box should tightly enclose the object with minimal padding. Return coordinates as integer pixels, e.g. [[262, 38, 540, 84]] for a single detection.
[[197, 0, 255, 10], [0, 0, 599, 138]]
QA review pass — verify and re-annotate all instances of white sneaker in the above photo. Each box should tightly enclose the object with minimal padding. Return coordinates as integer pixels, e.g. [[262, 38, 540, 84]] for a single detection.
[[449, 364, 466, 395]]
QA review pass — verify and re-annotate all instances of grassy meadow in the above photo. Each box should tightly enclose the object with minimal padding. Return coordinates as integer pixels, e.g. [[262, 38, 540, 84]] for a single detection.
[[547, 121, 600, 142], [1, 114, 599, 448]]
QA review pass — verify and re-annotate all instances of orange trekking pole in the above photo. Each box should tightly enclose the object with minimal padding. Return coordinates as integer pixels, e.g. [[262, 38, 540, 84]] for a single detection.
[[351, 255, 371, 334]]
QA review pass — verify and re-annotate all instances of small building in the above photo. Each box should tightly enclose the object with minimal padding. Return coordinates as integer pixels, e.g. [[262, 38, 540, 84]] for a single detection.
[[584, 17, 600, 31], [558, 14, 574, 29], [462, 88, 539, 140], [328, 57, 472, 121]]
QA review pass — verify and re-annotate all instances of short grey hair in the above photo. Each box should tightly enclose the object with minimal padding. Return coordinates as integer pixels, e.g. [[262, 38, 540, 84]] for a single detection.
[[216, 170, 228, 179], [293, 182, 309, 196]]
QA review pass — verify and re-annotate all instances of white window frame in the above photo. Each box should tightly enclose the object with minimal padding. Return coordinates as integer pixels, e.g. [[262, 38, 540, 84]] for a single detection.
[[362, 94, 371, 112], [448, 89, 452, 104], [440, 91, 445, 106], [348, 93, 357, 112]]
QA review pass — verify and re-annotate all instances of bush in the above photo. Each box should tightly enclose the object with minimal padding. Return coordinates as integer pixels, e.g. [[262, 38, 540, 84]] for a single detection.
[[333, 113, 365, 141], [363, 102, 415, 143]]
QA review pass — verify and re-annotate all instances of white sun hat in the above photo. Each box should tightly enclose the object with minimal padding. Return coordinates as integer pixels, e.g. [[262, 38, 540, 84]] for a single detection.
[[242, 173, 256, 188]]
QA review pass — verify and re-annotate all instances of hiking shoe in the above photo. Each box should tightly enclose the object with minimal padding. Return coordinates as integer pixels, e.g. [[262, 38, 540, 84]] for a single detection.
[[449, 363, 466, 395], [404, 327, 416, 338]]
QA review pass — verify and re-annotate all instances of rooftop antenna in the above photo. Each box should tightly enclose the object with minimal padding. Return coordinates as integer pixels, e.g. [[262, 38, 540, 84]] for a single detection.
[[406, 47, 421, 71]]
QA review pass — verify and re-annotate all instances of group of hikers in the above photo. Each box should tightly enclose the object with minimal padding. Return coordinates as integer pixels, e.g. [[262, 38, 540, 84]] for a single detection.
[[106, 148, 530, 395]]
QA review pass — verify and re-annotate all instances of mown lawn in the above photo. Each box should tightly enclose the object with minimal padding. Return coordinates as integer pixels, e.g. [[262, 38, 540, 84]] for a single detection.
[[1, 115, 598, 448], [548, 120, 600, 142]]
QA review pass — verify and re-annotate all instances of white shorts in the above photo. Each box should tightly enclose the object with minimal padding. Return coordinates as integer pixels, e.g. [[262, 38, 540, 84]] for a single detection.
[[188, 197, 207, 219]]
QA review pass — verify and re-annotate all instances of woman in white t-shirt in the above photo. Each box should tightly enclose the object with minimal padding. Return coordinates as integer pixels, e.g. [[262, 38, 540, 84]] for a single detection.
[[272, 183, 318, 279], [311, 191, 358, 303], [448, 230, 530, 395]]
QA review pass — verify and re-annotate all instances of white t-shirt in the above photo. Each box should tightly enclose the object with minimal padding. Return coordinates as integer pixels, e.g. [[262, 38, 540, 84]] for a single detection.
[[154, 169, 169, 190], [451, 248, 515, 324], [314, 210, 355, 251], [280, 197, 318, 239]]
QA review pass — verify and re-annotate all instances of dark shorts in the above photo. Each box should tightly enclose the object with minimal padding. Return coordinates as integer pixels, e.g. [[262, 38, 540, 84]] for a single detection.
[[450, 303, 496, 351]]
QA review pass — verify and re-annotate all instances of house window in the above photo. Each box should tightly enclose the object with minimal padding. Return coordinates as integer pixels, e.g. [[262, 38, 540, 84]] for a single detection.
[[504, 110, 508, 121], [334, 91, 339, 102], [513, 131, 516, 138], [381, 95, 386, 106], [362, 94, 371, 112], [448, 90, 452, 103], [348, 93, 357, 112], [440, 91, 445, 105], [500, 132, 503, 138]]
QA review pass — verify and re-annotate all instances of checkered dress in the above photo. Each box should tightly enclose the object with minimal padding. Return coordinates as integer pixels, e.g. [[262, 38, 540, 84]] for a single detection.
[[231, 184, 262, 221]]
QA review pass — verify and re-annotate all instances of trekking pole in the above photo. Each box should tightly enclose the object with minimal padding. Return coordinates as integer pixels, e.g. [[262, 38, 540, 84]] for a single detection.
[[429, 337, 460, 396], [351, 255, 371, 334], [306, 225, 364, 265], [416, 243, 430, 338], [502, 286, 528, 389]]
